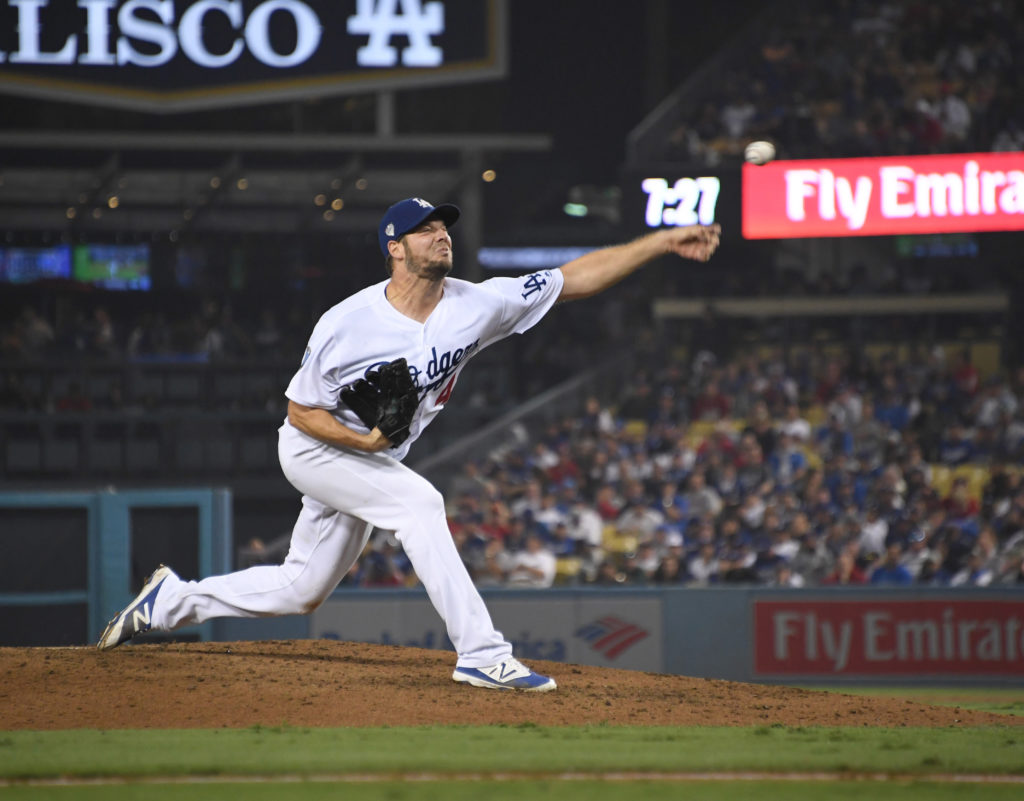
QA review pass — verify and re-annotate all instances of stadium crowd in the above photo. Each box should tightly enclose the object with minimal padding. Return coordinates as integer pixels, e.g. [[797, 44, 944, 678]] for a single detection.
[[340, 341, 1024, 591], [665, 0, 1024, 163]]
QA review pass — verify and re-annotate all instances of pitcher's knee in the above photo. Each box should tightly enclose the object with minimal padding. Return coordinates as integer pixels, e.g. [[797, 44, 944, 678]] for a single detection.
[[401, 482, 446, 520], [277, 576, 334, 616]]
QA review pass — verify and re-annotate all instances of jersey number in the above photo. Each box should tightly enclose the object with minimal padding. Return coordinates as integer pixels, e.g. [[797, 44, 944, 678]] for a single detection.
[[437, 375, 457, 405]]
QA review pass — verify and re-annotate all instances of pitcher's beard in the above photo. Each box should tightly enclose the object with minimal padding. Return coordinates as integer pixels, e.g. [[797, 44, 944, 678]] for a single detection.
[[408, 253, 453, 281], [419, 261, 452, 281]]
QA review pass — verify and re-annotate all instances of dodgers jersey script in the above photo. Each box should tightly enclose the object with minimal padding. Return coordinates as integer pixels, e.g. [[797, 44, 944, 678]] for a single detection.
[[285, 269, 564, 460]]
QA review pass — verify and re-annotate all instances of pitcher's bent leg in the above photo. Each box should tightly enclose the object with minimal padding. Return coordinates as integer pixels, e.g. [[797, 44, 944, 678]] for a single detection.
[[279, 438, 512, 668], [153, 497, 371, 631]]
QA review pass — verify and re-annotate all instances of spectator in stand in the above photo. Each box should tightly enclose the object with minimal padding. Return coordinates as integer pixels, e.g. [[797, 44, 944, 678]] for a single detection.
[[950, 549, 994, 587], [625, 540, 662, 584], [548, 521, 577, 559], [697, 420, 738, 466], [770, 562, 806, 588], [938, 422, 975, 466], [858, 504, 889, 559], [466, 537, 511, 588], [769, 429, 808, 489], [972, 525, 1001, 574], [510, 479, 544, 520], [652, 552, 687, 584], [822, 548, 868, 585], [735, 434, 773, 496], [996, 547, 1024, 585], [593, 484, 623, 522], [481, 499, 514, 541], [744, 400, 777, 455], [943, 476, 980, 522], [654, 478, 687, 519], [851, 397, 892, 473], [615, 498, 665, 543], [816, 412, 854, 462], [778, 402, 812, 443], [874, 377, 912, 433], [532, 492, 570, 537], [505, 533, 556, 589], [869, 541, 914, 585], [687, 541, 720, 585], [360, 533, 410, 587], [691, 379, 731, 422], [790, 529, 835, 585], [683, 469, 723, 519], [566, 498, 604, 549], [952, 348, 980, 402]]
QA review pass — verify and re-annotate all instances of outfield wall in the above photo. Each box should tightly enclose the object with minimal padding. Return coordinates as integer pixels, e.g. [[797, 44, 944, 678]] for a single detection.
[[219, 586, 1024, 686]]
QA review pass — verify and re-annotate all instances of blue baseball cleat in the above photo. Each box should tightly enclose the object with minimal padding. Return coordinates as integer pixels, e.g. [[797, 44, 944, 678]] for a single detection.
[[452, 657, 557, 691], [97, 565, 174, 650]]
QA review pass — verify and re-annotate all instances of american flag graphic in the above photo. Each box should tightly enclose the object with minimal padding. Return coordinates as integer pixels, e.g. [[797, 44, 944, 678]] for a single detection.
[[574, 616, 649, 660]]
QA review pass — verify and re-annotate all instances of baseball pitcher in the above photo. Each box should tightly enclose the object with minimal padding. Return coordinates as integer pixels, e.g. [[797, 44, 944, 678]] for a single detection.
[[98, 197, 721, 691]]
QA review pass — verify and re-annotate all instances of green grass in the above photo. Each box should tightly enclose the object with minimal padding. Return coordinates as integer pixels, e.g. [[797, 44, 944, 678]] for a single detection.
[[3, 781, 1024, 801], [1, 725, 1022, 781]]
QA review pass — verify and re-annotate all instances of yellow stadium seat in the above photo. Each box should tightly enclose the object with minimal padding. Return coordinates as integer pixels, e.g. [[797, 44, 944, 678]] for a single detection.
[[952, 465, 987, 502], [555, 557, 581, 584], [602, 524, 638, 555], [805, 404, 826, 427], [930, 464, 953, 497], [622, 420, 648, 441]]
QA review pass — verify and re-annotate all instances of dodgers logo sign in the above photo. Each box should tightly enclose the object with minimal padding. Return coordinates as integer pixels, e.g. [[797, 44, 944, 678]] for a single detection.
[[0, 0, 507, 111]]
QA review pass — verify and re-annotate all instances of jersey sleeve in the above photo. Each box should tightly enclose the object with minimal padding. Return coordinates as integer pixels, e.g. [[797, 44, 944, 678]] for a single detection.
[[480, 268, 564, 345], [284, 321, 347, 409]]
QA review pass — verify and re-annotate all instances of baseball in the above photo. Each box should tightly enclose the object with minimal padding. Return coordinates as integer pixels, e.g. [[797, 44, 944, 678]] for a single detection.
[[744, 140, 776, 165]]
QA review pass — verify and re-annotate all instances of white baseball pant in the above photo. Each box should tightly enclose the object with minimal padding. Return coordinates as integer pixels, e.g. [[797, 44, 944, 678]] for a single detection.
[[151, 421, 513, 668]]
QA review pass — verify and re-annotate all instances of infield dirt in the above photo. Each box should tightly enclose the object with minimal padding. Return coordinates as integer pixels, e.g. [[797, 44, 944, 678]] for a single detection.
[[2, 639, 1020, 730]]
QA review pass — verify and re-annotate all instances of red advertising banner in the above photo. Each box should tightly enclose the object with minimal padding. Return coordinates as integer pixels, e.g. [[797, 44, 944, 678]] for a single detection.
[[754, 599, 1024, 676], [742, 152, 1024, 238]]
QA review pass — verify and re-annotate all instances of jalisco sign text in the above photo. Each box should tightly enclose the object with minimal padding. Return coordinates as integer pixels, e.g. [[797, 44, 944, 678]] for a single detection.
[[0, 0, 505, 110]]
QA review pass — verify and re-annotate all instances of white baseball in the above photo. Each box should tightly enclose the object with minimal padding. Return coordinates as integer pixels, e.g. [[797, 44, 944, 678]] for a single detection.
[[744, 140, 776, 165]]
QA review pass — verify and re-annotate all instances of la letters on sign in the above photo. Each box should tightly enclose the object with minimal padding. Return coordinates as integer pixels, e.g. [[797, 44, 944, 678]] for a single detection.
[[754, 599, 1024, 676], [742, 152, 1024, 238], [0, 0, 503, 111]]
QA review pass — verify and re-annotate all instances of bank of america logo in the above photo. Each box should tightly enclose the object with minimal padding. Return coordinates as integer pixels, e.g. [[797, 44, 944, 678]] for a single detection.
[[575, 616, 649, 660]]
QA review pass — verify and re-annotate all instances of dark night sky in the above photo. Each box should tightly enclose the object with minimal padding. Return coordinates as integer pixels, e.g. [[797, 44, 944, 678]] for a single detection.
[[403, 0, 757, 182]]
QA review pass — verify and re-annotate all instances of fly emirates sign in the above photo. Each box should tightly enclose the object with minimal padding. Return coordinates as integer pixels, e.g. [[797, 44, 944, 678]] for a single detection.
[[755, 599, 1024, 677], [743, 152, 1024, 238]]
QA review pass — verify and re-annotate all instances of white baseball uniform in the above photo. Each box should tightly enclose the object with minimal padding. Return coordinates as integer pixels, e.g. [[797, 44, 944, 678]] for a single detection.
[[150, 268, 564, 668]]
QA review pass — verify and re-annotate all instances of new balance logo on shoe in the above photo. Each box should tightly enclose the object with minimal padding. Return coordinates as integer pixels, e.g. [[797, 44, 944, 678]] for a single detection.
[[97, 565, 174, 651], [451, 657, 557, 692], [132, 604, 152, 631]]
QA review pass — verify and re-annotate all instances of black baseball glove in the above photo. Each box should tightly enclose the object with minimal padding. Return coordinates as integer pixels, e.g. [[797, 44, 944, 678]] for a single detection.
[[340, 358, 419, 447]]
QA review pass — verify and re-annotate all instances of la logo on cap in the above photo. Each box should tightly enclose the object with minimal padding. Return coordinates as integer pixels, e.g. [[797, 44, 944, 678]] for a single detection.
[[385, 223, 395, 236]]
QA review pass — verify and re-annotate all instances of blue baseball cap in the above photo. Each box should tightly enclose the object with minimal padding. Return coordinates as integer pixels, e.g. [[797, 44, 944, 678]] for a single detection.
[[378, 197, 460, 256]]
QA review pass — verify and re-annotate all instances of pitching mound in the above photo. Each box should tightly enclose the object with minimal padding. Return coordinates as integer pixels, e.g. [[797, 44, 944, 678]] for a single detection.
[[2, 639, 1019, 730]]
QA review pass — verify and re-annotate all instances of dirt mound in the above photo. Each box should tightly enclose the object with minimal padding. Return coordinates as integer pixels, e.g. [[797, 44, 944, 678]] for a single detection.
[[2, 640, 1018, 730]]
